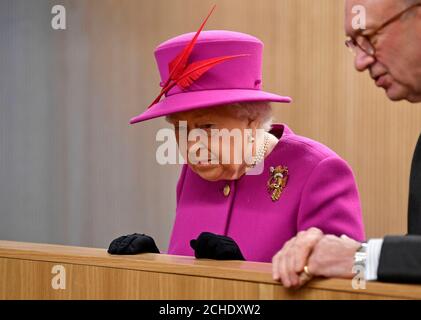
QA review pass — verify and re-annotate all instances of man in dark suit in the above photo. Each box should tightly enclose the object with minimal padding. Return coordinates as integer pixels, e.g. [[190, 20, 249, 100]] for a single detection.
[[272, 0, 421, 287]]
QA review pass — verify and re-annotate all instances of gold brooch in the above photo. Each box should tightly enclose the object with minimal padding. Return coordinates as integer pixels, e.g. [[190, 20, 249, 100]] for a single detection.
[[267, 166, 289, 202]]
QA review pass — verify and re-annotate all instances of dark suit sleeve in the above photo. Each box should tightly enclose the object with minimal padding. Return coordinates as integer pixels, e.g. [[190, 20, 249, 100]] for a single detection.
[[408, 133, 421, 234], [377, 235, 421, 283]]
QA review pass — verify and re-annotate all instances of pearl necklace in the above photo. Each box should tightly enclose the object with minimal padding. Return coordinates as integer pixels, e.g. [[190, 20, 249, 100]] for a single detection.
[[250, 132, 270, 168]]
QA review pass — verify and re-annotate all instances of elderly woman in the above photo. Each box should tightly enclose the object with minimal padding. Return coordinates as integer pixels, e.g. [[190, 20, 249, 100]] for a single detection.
[[129, 27, 365, 263]]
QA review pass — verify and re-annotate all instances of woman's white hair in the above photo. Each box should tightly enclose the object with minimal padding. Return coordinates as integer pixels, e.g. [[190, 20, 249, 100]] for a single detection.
[[223, 101, 273, 132], [166, 101, 274, 132]]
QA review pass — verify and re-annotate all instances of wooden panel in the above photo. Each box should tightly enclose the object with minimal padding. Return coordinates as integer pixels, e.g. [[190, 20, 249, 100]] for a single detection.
[[0, 241, 420, 300], [0, 258, 399, 300]]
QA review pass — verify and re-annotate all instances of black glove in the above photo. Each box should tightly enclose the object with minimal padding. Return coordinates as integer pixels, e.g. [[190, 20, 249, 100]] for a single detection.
[[190, 232, 245, 260], [107, 233, 160, 255]]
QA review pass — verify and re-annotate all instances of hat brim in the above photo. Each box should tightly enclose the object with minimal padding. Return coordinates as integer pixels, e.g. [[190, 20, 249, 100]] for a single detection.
[[129, 89, 292, 124]]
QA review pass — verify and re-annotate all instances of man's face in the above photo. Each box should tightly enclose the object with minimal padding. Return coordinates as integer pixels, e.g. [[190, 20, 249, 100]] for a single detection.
[[345, 0, 421, 102]]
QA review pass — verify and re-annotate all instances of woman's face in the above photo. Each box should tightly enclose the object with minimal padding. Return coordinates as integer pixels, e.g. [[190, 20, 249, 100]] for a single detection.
[[169, 106, 259, 181]]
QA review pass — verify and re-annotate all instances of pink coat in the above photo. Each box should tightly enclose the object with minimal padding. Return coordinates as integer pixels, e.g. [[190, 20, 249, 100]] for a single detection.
[[167, 124, 365, 262]]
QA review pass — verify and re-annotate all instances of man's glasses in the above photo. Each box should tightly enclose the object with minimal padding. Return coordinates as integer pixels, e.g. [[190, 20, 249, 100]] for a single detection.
[[345, 3, 421, 56]]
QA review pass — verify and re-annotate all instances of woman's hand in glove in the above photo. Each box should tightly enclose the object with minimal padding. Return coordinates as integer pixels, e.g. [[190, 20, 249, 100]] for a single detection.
[[108, 233, 160, 255], [190, 232, 245, 260]]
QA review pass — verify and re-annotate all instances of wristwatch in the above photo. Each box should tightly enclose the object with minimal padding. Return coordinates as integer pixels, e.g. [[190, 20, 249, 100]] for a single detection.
[[354, 242, 368, 269]]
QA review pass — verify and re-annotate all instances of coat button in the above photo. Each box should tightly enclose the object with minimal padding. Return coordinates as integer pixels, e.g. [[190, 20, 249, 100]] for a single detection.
[[223, 184, 231, 197]]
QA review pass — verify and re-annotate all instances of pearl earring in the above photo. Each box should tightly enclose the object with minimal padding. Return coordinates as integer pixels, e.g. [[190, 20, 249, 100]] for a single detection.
[[248, 135, 255, 143]]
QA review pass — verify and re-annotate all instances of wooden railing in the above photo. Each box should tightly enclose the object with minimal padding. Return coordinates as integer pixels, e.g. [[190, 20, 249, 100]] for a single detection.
[[1, 240, 420, 299]]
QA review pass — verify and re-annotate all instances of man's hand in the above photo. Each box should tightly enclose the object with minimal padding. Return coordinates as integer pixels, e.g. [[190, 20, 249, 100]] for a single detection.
[[307, 234, 361, 279], [272, 227, 323, 288], [272, 228, 362, 288]]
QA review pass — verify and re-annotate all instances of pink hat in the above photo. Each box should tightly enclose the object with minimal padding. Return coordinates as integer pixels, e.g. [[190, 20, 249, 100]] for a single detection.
[[129, 7, 291, 125]]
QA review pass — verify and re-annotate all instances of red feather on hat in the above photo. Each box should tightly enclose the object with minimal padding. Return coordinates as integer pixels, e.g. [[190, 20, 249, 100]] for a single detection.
[[167, 5, 216, 84], [147, 5, 248, 109], [176, 55, 249, 89], [148, 55, 249, 107]]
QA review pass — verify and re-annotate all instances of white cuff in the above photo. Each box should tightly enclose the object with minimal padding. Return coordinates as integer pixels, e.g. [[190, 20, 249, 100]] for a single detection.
[[365, 238, 384, 281]]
